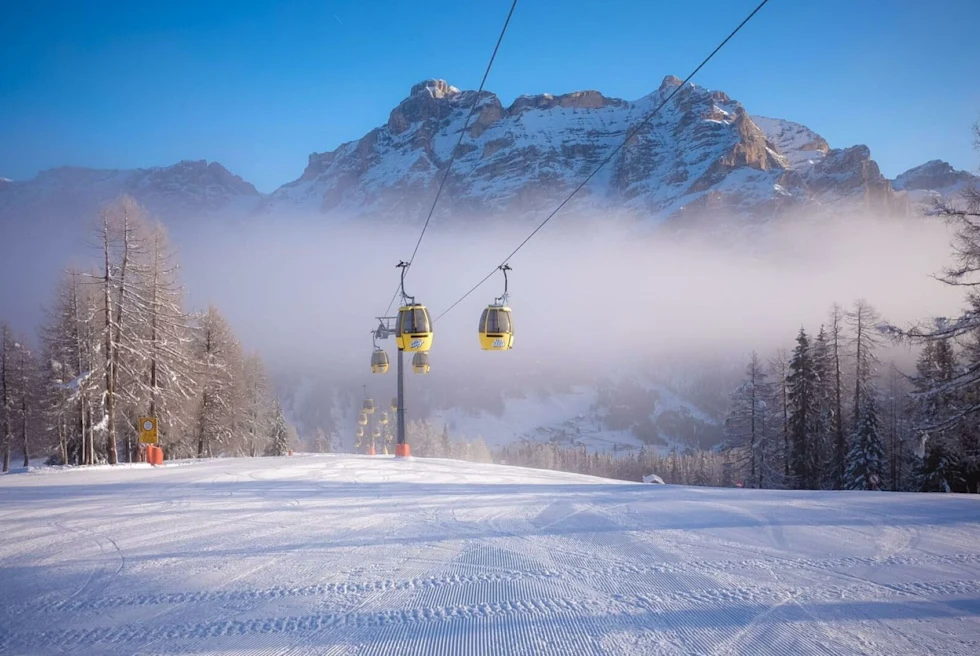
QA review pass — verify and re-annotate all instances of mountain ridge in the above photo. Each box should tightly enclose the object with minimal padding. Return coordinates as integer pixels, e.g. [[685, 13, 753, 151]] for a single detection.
[[1, 77, 975, 225]]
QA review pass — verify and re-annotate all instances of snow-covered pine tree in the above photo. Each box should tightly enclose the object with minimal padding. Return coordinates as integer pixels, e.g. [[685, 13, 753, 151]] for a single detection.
[[1, 322, 13, 472], [811, 326, 835, 488], [0, 329, 41, 470], [788, 328, 819, 489], [89, 196, 160, 463], [848, 300, 883, 435], [38, 269, 102, 465], [723, 352, 771, 488], [12, 338, 40, 467], [131, 222, 197, 458], [891, 127, 980, 476], [911, 337, 963, 492], [241, 352, 272, 457], [39, 275, 81, 465], [846, 392, 886, 490], [827, 303, 848, 489], [882, 368, 915, 491], [267, 400, 290, 457], [441, 424, 452, 458], [191, 306, 243, 458], [949, 295, 980, 492], [768, 349, 791, 484], [313, 427, 331, 453]]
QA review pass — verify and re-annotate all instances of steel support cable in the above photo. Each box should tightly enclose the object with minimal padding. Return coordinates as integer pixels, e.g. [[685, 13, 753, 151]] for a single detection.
[[380, 0, 519, 318], [433, 0, 772, 323]]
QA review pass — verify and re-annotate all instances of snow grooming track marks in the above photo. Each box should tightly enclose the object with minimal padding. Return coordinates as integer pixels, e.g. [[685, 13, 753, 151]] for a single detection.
[[2, 456, 980, 655]]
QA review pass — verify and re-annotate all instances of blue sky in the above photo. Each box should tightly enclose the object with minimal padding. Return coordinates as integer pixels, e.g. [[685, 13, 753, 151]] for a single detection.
[[1, 0, 978, 192]]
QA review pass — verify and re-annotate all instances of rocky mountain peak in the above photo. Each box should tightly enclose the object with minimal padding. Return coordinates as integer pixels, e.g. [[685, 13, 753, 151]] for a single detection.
[[893, 159, 977, 192], [388, 79, 473, 135], [409, 79, 460, 99], [268, 76, 914, 221], [659, 75, 684, 92], [140, 159, 260, 197]]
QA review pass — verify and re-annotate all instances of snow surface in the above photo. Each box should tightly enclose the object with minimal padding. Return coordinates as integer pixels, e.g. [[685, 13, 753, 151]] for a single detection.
[[2, 455, 979, 655], [432, 385, 645, 452]]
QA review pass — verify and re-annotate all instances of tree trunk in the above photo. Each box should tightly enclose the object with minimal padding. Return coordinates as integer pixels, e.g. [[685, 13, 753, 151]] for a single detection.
[[1, 326, 10, 473], [832, 310, 845, 490], [59, 419, 68, 466], [21, 390, 29, 467], [149, 232, 160, 422], [782, 379, 789, 479], [854, 310, 863, 434], [749, 374, 757, 488], [102, 214, 118, 465], [198, 390, 208, 458]]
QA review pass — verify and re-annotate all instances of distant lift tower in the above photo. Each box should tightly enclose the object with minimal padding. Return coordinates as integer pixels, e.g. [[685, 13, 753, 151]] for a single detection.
[[373, 316, 409, 457], [371, 261, 433, 458]]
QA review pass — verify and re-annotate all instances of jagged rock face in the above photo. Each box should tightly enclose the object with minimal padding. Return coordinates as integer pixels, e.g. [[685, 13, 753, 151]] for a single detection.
[[268, 77, 901, 222], [804, 146, 909, 213], [891, 159, 979, 211], [751, 116, 829, 169], [893, 160, 978, 192]]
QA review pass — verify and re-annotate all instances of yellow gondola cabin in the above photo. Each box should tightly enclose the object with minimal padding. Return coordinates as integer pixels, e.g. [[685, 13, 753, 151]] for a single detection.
[[396, 304, 433, 352], [412, 351, 431, 374], [370, 348, 389, 374], [478, 305, 513, 350]]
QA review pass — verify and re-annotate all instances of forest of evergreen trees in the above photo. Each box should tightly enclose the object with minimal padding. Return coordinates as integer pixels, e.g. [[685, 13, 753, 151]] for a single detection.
[[722, 169, 980, 494], [0, 196, 291, 471], [395, 419, 729, 487]]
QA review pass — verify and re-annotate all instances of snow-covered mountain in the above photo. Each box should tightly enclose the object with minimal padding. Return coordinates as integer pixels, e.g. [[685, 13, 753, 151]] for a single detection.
[[1, 76, 969, 227], [893, 159, 978, 194], [892, 159, 979, 210], [0, 160, 261, 224], [265, 77, 908, 222]]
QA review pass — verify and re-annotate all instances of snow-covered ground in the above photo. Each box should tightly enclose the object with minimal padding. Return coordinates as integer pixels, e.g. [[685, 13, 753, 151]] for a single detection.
[[1, 455, 979, 655]]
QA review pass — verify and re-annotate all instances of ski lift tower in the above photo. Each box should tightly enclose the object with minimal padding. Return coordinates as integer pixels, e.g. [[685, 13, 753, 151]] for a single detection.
[[374, 317, 409, 456]]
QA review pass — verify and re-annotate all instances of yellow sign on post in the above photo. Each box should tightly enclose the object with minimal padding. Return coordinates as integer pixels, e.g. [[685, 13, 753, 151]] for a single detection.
[[138, 417, 158, 444]]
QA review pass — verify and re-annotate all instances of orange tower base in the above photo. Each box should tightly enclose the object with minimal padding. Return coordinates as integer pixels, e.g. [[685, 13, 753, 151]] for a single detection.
[[367, 445, 376, 456], [147, 445, 164, 465], [395, 443, 411, 458]]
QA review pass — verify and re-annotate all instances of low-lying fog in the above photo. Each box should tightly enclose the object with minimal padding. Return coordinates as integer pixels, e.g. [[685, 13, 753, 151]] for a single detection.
[[179, 212, 962, 377], [0, 209, 965, 391]]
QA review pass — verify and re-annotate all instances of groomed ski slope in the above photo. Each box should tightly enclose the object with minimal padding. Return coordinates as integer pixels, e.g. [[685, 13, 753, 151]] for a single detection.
[[1, 455, 979, 655]]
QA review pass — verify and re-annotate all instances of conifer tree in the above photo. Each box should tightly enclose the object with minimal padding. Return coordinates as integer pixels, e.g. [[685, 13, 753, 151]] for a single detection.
[[133, 223, 196, 456], [768, 349, 791, 484], [846, 394, 885, 490], [912, 338, 962, 492], [192, 306, 243, 457], [828, 304, 848, 488], [811, 325, 835, 487], [1, 323, 14, 472], [268, 400, 290, 457], [788, 328, 819, 489], [241, 352, 271, 457], [848, 300, 883, 434], [723, 352, 771, 488]]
